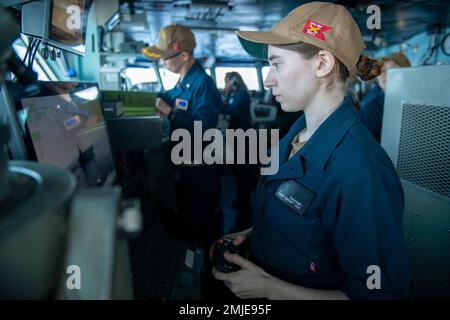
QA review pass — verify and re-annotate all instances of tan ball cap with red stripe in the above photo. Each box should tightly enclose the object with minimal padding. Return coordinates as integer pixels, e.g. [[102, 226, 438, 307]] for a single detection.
[[236, 1, 365, 75], [142, 24, 196, 59]]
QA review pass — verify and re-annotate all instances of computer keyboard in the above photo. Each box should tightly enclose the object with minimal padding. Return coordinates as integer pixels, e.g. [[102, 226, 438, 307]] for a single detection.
[[134, 227, 184, 299]]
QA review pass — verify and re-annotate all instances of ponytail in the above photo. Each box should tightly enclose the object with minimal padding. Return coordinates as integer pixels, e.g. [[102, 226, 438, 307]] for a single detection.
[[275, 43, 381, 83], [356, 55, 382, 81]]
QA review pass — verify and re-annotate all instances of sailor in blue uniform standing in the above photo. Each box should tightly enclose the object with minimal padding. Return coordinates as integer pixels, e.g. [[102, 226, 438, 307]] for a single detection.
[[359, 52, 411, 143], [212, 2, 411, 299], [142, 24, 223, 249], [221, 72, 252, 131]]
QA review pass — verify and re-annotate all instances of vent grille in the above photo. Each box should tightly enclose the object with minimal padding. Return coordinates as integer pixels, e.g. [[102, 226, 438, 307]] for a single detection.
[[397, 102, 450, 199]]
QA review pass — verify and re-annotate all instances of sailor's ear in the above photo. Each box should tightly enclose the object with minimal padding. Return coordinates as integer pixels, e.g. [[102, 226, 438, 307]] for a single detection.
[[315, 50, 336, 79]]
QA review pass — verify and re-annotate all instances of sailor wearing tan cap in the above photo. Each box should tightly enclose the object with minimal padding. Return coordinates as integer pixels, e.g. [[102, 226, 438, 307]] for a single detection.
[[359, 52, 411, 143], [142, 25, 223, 249], [212, 2, 411, 299]]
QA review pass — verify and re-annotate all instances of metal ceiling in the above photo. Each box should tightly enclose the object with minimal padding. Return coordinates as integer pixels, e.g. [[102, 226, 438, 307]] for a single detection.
[[116, 0, 450, 60]]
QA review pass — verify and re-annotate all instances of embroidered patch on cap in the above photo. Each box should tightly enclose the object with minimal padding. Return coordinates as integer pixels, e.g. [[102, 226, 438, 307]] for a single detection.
[[175, 98, 189, 110], [302, 20, 331, 41]]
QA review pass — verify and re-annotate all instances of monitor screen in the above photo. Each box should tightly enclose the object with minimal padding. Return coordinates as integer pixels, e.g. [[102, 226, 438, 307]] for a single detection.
[[17, 82, 115, 189], [48, 0, 91, 56]]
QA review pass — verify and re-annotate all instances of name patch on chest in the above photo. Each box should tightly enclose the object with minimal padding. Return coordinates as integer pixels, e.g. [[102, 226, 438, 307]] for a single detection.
[[275, 180, 315, 216]]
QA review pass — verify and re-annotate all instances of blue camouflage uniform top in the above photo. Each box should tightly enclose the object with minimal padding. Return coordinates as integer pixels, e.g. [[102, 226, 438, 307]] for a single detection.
[[250, 97, 411, 299], [359, 83, 385, 143], [159, 61, 221, 133]]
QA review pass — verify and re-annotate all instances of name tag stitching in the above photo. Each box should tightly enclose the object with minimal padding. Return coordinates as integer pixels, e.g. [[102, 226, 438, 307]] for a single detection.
[[275, 180, 315, 216]]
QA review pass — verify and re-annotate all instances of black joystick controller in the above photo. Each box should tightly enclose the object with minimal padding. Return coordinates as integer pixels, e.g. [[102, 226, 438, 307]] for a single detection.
[[213, 238, 249, 273]]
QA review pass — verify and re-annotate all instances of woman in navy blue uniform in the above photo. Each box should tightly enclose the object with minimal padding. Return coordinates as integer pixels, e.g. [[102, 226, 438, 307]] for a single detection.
[[212, 2, 411, 299], [221, 72, 252, 131]]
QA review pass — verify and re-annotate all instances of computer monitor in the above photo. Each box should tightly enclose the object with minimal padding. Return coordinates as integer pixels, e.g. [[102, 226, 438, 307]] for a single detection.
[[21, 0, 92, 56], [14, 81, 115, 189], [48, 0, 91, 56]]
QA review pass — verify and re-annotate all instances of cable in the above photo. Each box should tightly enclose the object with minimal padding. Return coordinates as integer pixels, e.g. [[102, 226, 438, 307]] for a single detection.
[[30, 39, 41, 67], [24, 37, 35, 63], [27, 38, 37, 67], [23, 37, 36, 64]]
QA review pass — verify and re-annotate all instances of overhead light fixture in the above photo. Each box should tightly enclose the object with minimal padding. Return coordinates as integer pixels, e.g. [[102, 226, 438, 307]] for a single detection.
[[401, 42, 419, 53], [174, 0, 233, 21], [373, 36, 383, 46]]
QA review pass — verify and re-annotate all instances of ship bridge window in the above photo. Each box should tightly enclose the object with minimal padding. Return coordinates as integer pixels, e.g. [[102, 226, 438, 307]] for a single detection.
[[215, 66, 260, 91], [122, 66, 162, 91], [159, 68, 181, 90], [123, 67, 158, 85], [261, 66, 270, 89]]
